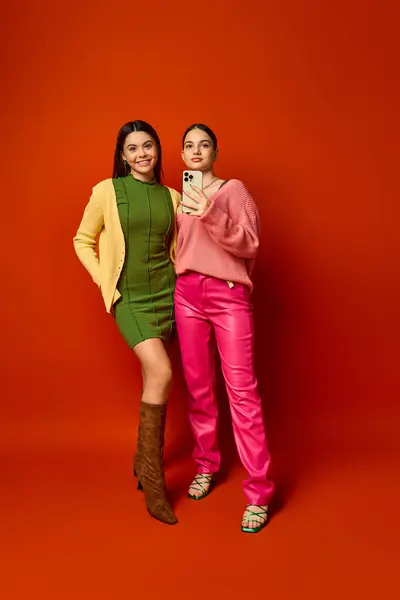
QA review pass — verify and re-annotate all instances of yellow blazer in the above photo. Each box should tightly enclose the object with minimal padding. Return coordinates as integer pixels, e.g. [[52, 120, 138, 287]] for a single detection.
[[73, 178, 181, 313]]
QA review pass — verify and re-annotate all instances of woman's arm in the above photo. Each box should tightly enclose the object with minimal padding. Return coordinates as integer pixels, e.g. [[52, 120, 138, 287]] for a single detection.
[[200, 184, 260, 259], [182, 180, 260, 259], [73, 182, 105, 287]]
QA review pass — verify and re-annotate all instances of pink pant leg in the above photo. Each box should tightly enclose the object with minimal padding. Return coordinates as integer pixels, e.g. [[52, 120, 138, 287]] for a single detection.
[[174, 274, 220, 474], [207, 279, 275, 506]]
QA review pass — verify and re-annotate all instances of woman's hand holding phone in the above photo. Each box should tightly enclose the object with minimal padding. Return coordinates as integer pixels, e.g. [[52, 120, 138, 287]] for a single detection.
[[181, 185, 211, 217]]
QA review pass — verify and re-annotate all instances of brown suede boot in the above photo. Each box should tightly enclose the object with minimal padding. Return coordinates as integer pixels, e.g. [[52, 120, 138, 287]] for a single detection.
[[133, 422, 142, 477], [135, 402, 177, 525]]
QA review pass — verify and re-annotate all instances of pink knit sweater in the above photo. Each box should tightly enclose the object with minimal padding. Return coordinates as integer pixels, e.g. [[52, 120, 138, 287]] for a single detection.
[[175, 179, 260, 290]]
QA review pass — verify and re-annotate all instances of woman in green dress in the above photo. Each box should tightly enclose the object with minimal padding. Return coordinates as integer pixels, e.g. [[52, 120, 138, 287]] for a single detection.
[[73, 120, 180, 525]]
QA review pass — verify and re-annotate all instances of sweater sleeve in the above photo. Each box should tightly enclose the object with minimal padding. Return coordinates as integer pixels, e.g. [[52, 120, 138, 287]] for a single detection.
[[199, 180, 260, 259], [167, 186, 182, 214], [73, 182, 105, 287], [166, 186, 182, 263]]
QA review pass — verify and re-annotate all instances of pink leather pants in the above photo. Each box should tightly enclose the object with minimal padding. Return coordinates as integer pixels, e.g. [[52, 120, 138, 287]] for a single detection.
[[174, 272, 274, 506]]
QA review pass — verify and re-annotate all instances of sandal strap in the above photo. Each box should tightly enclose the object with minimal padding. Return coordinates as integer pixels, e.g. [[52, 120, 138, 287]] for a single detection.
[[189, 474, 213, 493], [243, 505, 268, 524]]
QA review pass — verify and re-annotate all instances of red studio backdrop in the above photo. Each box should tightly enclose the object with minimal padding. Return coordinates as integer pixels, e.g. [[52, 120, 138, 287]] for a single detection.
[[1, 1, 398, 599]]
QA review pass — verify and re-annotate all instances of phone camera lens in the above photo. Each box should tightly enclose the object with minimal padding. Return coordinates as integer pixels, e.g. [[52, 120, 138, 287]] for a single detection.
[[184, 177, 189, 182], [189, 175, 193, 180]]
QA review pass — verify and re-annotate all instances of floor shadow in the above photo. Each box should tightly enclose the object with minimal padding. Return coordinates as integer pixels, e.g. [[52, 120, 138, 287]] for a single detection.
[[250, 212, 316, 515]]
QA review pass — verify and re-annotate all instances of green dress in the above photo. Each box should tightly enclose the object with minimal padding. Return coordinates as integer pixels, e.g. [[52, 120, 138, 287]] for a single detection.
[[112, 176, 176, 348]]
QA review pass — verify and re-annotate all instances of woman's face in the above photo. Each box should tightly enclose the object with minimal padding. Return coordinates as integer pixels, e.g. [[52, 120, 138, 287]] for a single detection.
[[182, 128, 217, 171], [122, 131, 158, 179]]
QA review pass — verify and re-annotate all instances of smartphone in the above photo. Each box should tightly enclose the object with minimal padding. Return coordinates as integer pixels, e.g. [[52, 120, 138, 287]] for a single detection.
[[182, 170, 203, 214]]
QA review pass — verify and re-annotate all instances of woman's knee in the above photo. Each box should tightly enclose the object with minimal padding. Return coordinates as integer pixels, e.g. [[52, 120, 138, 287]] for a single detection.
[[143, 361, 172, 390]]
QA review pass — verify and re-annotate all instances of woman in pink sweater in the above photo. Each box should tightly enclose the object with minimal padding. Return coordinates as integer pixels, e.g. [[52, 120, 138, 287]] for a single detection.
[[174, 124, 274, 533]]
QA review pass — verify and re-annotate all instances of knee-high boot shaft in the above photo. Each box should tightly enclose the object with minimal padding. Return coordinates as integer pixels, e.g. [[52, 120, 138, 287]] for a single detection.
[[134, 402, 177, 525]]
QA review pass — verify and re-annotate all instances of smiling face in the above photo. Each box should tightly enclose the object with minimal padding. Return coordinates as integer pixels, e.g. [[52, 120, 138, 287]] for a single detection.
[[182, 128, 218, 171], [121, 131, 158, 180]]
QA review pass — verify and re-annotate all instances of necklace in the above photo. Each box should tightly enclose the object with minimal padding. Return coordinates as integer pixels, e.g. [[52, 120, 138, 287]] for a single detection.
[[202, 177, 220, 191]]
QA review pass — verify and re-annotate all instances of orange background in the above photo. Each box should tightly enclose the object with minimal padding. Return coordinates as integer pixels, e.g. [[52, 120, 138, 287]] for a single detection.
[[1, 1, 398, 598]]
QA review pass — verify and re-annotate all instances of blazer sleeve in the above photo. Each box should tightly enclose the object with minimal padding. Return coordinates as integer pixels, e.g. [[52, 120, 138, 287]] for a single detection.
[[73, 182, 106, 287]]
